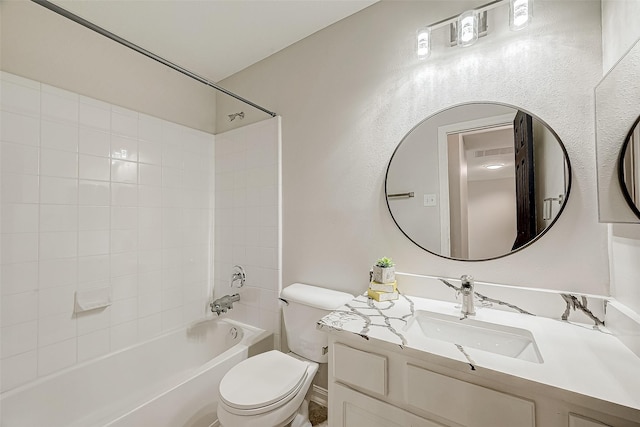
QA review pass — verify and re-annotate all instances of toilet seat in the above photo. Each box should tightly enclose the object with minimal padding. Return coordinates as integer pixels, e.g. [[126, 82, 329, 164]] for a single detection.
[[219, 351, 310, 416]]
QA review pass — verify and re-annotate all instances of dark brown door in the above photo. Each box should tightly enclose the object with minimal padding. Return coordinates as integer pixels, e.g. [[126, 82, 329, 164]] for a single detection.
[[512, 111, 536, 250]]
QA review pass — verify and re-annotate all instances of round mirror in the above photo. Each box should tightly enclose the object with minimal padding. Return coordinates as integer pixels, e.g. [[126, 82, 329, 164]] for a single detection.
[[619, 117, 640, 219], [385, 102, 571, 261]]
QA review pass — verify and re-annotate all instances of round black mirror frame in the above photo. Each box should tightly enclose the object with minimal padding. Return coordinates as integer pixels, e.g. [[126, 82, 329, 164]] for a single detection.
[[384, 101, 573, 262], [617, 114, 640, 220]]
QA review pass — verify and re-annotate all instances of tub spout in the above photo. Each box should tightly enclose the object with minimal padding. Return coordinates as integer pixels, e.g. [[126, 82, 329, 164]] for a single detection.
[[210, 293, 241, 315]]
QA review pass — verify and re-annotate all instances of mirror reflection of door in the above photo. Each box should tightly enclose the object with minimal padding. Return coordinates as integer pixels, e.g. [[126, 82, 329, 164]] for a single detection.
[[440, 110, 567, 259], [445, 119, 517, 259], [512, 111, 535, 251]]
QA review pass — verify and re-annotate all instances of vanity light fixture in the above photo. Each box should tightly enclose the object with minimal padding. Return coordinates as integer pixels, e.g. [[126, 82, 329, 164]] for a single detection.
[[415, 0, 531, 59], [450, 11, 488, 47], [509, 0, 532, 31], [456, 10, 479, 47], [416, 26, 431, 59]]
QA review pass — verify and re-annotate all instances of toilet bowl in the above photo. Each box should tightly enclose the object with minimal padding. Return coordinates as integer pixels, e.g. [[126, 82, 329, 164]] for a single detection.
[[217, 351, 318, 427], [216, 283, 353, 427]]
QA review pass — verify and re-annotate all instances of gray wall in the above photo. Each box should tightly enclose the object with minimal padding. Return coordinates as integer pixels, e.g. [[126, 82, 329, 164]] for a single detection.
[[1, 0, 216, 133], [217, 1, 609, 296]]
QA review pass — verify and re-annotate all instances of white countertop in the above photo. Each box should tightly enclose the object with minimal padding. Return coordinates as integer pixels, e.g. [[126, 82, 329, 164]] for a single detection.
[[318, 293, 640, 416]]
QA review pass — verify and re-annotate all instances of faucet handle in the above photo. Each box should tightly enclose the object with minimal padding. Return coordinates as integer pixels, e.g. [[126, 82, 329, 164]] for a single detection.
[[460, 275, 474, 289], [230, 265, 246, 288]]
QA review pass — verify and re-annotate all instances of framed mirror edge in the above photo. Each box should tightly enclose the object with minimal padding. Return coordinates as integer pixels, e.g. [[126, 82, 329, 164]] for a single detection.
[[594, 35, 640, 224], [385, 100, 573, 262], [617, 114, 640, 220]]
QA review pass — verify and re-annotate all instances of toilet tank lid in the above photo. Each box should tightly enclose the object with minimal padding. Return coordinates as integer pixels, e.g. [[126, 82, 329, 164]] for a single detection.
[[280, 283, 354, 310]]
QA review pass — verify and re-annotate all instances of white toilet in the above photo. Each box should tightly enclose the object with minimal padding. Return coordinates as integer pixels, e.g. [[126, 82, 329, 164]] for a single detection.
[[217, 283, 353, 427]]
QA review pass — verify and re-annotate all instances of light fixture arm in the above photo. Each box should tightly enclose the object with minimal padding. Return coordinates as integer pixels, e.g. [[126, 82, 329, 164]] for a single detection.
[[423, 0, 504, 32]]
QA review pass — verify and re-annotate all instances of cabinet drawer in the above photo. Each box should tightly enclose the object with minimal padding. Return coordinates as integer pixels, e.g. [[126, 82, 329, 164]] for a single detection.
[[333, 343, 387, 396], [569, 414, 611, 427], [406, 364, 535, 427], [332, 383, 445, 427]]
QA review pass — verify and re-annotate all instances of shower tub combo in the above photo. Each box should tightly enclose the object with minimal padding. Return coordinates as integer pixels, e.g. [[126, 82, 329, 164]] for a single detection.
[[0, 318, 270, 427]]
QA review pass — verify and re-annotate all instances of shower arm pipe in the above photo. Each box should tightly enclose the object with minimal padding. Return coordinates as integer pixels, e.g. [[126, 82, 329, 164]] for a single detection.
[[31, 0, 277, 118]]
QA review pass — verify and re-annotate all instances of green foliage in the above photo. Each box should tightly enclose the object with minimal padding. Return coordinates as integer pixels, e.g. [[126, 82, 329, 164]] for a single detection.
[[375, 257, 394, 268]]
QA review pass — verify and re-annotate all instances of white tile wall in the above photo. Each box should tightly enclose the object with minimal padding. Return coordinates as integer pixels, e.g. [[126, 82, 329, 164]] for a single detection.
[[214, 118, 281, 347], [0, 72, 215, 392]]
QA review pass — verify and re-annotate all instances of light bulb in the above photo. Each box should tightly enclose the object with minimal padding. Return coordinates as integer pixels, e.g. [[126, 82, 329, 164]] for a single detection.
[[457, 11, 478, 47], [416, 27, 431, 59], [484, 163, 505, 170], [510, 0, 532, 31]]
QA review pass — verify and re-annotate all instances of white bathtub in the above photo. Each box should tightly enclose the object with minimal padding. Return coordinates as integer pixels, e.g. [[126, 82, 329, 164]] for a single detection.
[[0, 318, 270, 427]]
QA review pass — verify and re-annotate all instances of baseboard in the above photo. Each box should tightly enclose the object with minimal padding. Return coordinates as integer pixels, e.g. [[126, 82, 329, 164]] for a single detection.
[[309, 385, 328, 407]]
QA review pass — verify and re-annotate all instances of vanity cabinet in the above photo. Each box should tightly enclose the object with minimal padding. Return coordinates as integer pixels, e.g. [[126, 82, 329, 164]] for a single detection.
[[405, 364, 535, 426], [569, 414, 612, 427], [327, 336, 638, 427], [332, 383, 445, 427]]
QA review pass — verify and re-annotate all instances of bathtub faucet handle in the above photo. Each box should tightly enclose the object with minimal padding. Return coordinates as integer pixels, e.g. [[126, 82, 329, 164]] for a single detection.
[[230, 265, 246, 288]]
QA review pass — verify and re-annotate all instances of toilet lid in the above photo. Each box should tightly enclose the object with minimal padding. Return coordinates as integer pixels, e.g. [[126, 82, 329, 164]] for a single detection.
[[219, 351, 309, 411]]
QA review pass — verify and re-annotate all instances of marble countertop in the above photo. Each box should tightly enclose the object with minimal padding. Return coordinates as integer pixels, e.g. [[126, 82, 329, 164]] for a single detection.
[[317, 292, 640, 415]]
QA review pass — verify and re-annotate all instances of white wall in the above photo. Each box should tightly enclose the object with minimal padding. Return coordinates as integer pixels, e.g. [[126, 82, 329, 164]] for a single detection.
[[601, 0, 640, 73], [0, 0, 216, 133], [602, 0, 640, 314], [217, 0, 608, 296], [467, 178, 516, 259], [385, 119, 441, 252], [213, 118, 281, 347], [0, 72, 214, 392], [533, 119, 566, 232]]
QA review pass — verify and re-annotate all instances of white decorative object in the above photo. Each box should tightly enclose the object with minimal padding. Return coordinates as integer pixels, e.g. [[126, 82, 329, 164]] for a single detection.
[[372, 266, 395, 284], [372, 257, 396, 284]]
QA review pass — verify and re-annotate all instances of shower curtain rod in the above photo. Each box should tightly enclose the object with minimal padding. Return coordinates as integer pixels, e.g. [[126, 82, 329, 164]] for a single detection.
[[31, 0, 277, 118]]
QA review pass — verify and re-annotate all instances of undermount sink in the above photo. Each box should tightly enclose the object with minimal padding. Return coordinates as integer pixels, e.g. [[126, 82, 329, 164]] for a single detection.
[[404, 310, 543, 363]]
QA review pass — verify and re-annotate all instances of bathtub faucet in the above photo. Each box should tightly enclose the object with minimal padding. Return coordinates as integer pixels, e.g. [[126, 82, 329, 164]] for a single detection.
[[210, 294, 241, 315]]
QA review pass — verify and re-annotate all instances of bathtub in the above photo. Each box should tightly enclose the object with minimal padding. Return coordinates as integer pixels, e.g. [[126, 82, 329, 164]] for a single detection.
[[0, 318, 271, 427]]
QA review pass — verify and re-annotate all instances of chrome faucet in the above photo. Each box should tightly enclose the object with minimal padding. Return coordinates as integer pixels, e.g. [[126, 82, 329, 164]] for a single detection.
[[210, 294, 241, 316], [460, 275, 476, 317], [230, 265, 246, 288]]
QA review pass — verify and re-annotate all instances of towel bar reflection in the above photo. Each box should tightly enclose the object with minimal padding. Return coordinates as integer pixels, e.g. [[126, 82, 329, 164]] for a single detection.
[[388, 192, 415, 199], [543, 194, 564, 220]]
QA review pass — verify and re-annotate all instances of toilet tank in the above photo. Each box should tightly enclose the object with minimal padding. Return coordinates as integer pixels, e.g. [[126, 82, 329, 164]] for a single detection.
[[280, 283, 353, 363]]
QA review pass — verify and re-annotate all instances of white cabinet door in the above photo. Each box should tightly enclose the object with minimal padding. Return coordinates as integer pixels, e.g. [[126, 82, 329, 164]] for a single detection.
[[569, 414, 611, 427], [332, 383, 446, 427], [406, 364, 535, 427], [333, 343, 387, 396]]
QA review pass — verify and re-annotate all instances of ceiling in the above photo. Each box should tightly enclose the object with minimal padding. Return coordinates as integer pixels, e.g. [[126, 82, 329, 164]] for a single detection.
[[51, 0, 378, 82]]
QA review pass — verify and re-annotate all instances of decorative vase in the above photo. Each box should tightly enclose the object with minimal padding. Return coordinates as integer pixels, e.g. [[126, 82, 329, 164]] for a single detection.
[[372, 266, 395, 284]]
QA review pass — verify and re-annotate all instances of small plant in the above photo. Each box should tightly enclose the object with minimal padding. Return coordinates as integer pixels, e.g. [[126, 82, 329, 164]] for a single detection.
[[375, 257, 394, 268], [372, 257, 395, 284]]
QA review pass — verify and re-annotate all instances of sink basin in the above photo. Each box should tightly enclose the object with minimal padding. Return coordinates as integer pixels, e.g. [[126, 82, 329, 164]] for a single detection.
[[404, 310, 543, 363]]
